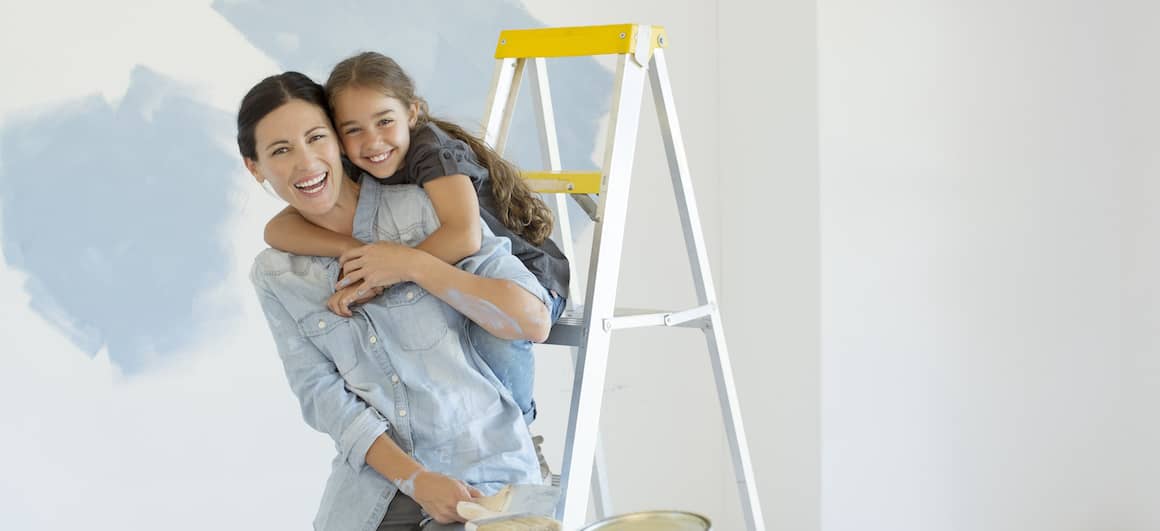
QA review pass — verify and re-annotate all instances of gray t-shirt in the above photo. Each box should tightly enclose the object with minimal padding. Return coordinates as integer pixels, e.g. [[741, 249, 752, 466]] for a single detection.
[[373, 122, 570, 299]]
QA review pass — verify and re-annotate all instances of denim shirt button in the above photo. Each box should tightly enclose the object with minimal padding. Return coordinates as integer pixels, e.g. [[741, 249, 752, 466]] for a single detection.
[[390, 374, 399, 384], [317, 320, 327, 329], [406, 291, 415, 300], [398, 409, 407, 417], [369, 335, 378, 344]]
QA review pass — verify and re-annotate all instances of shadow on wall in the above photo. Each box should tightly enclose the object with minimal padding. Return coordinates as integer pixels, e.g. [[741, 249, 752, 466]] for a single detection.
[[0, 67, 236, 373], [0, 1, 610, 374]]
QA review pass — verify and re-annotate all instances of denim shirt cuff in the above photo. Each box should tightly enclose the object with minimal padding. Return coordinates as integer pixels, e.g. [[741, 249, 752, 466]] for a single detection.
[[341, 408, 390, 470]]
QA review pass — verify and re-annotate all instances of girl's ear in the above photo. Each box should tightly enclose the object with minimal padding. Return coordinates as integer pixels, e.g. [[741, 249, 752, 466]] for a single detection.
[[409, 101, 420, 127]]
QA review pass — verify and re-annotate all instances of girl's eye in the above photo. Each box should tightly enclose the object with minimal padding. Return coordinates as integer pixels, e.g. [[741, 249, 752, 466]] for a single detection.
[[344, 128, 360, 135], [378, 119, 393, 127]]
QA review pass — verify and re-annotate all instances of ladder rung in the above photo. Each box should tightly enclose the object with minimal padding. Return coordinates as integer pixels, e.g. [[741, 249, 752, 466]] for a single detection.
[[523, 171, 602, 194], [607, 305, 714, 330], [495, 24, 667, 59], [542, 305, 714, 347]]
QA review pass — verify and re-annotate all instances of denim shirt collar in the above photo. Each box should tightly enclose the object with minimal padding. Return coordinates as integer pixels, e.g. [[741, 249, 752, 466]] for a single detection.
[[352, 174, 382, 245]]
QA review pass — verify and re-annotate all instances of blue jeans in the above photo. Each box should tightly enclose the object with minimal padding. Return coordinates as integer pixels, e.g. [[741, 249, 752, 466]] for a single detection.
[[468, 290, 566, 424]]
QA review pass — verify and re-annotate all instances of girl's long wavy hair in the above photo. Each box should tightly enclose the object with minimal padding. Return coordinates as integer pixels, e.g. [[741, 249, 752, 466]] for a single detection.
[[326, 52, 554, 246]]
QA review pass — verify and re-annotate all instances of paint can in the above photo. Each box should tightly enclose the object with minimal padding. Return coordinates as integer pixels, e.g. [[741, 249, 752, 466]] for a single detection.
[[577, 510, 711, 530]]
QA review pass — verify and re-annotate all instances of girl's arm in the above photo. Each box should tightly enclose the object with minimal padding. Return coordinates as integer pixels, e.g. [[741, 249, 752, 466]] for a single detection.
[[338, 242, 551, 342], [416, 174, 482, 263], [265, 206, 362, 257]]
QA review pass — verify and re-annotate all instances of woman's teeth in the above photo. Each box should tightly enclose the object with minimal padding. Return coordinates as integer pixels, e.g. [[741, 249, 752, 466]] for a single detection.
[[294, 172, 327, 192]]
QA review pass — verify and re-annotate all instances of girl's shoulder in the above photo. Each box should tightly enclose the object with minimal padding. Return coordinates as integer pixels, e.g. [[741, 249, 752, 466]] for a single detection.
[[405, 122, 488, 186], [410, 121, 460, 151]]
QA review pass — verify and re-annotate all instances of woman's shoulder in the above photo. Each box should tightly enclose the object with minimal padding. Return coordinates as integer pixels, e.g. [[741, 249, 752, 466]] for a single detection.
[[250, 249, 326, 286]]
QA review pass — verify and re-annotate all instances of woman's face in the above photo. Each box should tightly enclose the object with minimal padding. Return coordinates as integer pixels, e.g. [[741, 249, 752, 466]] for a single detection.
[[245, 99, 346, 216]]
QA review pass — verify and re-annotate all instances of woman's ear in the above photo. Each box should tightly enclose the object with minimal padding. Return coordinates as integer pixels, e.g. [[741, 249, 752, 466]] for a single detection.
[[244, 158, 262, 183]]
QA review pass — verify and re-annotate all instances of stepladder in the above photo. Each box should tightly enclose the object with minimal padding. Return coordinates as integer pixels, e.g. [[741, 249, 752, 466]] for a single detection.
[[479, 24, 765, 530]]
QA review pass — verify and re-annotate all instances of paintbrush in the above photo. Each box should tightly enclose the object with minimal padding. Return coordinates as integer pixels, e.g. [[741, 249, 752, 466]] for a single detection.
[[461, 511, 561, 531], [458, 484, 562, 531]]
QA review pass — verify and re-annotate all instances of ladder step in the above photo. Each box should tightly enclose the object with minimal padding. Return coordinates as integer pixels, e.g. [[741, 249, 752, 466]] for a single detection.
[[495, 24, 667, 59], [523, 171, 602, 194], [543, 305, 714, 347]]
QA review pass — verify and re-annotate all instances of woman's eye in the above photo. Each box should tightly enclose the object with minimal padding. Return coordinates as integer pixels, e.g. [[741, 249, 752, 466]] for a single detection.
[[309, 134, 326, 142], [379, 119, 393, 127], [272, 147, 288, 156]]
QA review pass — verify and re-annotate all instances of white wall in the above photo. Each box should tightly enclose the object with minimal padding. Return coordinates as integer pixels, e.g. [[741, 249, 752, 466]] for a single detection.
[[819, 1, 1160, 530], [720, 0, 820, 530]]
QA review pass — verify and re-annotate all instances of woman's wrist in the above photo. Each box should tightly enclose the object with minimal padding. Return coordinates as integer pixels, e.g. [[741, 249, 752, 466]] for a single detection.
[[394, 465, 425, 497]]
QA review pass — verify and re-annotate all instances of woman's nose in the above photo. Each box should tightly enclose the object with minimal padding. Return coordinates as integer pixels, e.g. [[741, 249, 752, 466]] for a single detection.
[[292, 146, 314, 169]]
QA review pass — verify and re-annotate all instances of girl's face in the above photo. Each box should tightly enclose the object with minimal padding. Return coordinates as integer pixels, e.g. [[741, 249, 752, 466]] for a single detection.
[[244, 99, 346, 216], [333, 86, 419, 179]]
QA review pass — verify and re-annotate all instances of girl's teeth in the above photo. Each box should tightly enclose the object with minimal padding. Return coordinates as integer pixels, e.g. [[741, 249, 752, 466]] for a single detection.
[[369, 152, 389, 163]]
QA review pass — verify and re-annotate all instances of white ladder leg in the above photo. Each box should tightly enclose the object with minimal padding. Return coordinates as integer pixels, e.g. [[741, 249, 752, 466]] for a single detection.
[[648, 48, 766, 531], [482, 57, 526, 154], [528, 57, 614, 520], [558, 50, 648, 529]]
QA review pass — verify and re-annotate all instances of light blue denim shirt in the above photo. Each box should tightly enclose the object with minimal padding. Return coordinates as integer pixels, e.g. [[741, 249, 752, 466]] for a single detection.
[[251, 178, 548, 531]]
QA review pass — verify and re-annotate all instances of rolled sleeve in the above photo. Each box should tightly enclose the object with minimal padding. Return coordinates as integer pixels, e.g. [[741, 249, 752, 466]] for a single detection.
[[409, 137, 487, 190], [340, 408, 390, 470], [252, 272, 390, 470]]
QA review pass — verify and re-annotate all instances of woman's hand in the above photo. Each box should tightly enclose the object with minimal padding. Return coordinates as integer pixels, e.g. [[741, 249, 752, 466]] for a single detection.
[[326, 280, 383, 317], [408, 470, 483, 524], [337, 242, 430, 292]]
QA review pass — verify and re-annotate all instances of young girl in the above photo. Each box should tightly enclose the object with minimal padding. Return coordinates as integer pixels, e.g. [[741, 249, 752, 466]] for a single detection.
[[265, 52, 569, 431]]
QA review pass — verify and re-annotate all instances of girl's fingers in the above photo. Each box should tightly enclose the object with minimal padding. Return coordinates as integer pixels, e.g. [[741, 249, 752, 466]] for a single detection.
[[338, 247, 362, 266], [342, 269, 366, 287], [342, 257, 365, 278]]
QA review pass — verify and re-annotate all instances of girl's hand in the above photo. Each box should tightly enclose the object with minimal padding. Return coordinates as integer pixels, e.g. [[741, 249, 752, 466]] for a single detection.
[[408, 470, 483, 524], [326, 280, 383, 317], [337, 242, 428, 291]]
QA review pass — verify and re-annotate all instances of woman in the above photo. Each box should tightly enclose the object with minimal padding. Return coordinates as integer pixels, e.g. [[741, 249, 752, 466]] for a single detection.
[[238, 71, 552, 531]]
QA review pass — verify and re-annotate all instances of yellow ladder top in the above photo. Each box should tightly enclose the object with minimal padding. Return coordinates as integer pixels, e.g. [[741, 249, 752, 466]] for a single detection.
[[494, 23, 667, 59]]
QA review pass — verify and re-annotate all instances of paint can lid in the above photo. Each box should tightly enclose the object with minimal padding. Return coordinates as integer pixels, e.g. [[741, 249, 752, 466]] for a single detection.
[[578, 510, 712, 531]]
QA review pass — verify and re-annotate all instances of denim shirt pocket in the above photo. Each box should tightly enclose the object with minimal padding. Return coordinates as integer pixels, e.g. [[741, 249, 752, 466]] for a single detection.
[[383, 282, 449, 351], [298, 310, 360, 375]]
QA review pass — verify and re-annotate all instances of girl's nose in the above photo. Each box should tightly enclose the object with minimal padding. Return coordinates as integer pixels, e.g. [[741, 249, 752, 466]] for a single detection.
[[368, 131, 386, 148]]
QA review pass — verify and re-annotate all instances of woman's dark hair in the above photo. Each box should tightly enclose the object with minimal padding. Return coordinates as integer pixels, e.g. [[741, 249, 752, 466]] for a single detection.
[[236, 71, 330, 160]]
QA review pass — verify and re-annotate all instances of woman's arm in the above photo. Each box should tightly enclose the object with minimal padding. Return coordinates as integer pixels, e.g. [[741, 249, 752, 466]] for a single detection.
[[416, 174, 482, 263], [265, 206, 362, 257], [252, 280, 390, 472], [365, 436, 481, 524], [338, 242, 550, 342], [254, 277, 479, 523]]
